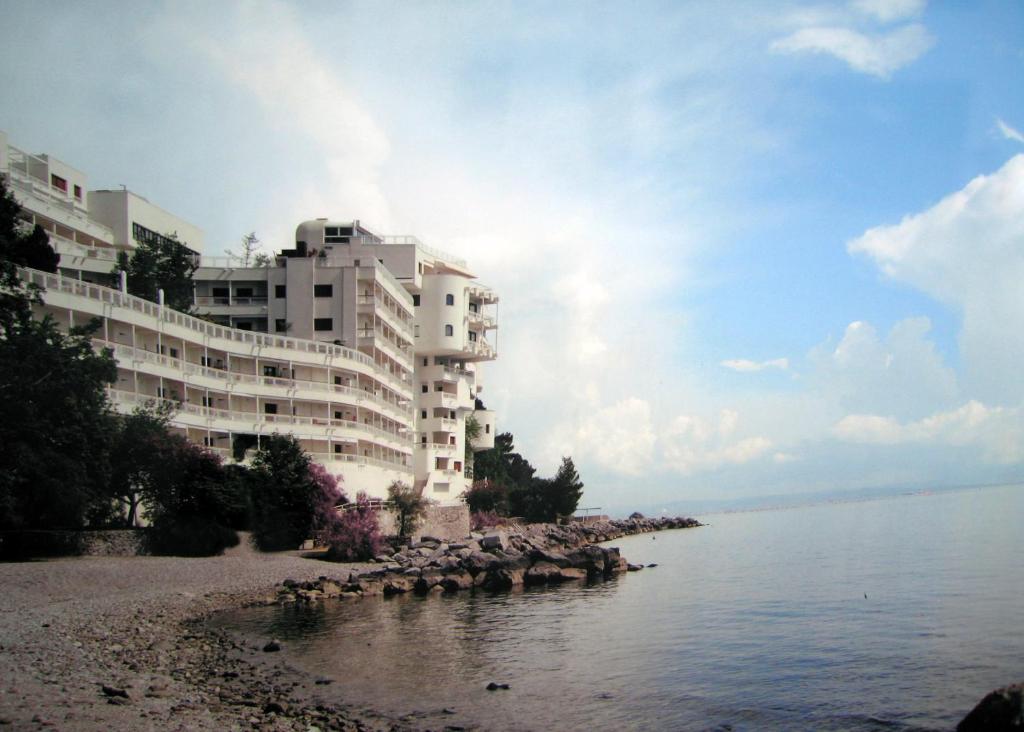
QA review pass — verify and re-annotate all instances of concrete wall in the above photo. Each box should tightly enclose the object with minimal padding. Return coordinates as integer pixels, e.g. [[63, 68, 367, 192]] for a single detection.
[[378, 503, 470, 541]]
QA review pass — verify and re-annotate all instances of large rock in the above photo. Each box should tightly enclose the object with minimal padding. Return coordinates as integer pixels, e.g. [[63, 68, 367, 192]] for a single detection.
[[958, 682, 1024, 731], [480, 530, 508, 552], [524, 562, 562, 586], [482, 567, 525, 590], [439, 570, 475, 592]]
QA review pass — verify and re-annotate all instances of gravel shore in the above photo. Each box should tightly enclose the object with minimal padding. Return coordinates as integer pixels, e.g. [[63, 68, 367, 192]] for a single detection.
[[0, 538, 418, 732]]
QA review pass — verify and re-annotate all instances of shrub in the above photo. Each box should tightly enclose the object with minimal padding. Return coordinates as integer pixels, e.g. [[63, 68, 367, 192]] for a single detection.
[[629, 511, 645, 520], [470, 510, 504, 532], [309, 462, 347, 545], [463, 479, 509, 515], [249, 436, 324, 551], [387, 480, 430, 538], [147, 517, 240, 557], [326, 492, 384, 562]]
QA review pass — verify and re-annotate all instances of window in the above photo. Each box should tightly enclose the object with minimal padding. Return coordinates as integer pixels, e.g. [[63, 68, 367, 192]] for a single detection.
[[50, 174, 67, 192], [454, 461, 462, 472], [202, 397, 212, 407], [169, 348, 179, 359], [275, 285, 286, 298], [421, 384, 428, 393], [236, 322, 253, 331], [421, 435, 427, 445], [275, 319, 287, 332], [449, 435, 456, 445], [445, 294, 454, 306], [334, 376, 342, 385], [444, 324, 453, 337], [449, 410, 456, 419], [334, 444, 342, 454], [421, 409, 427, 419], [236, 287, 253, 297], [422, 357, 428, 366], [73, 184, 82, 200], [263, 365, 278, 377], [412, 294, 420, 306], [469, 303, 478, 313], [264, 403, 278, 415], [314, 284, 333, 297], [314, 318, 333, 331], [414, 325, 420, 338], [335, 411, 342, 419], [486, 424, 491, 434], [468, 331, 478, 342]]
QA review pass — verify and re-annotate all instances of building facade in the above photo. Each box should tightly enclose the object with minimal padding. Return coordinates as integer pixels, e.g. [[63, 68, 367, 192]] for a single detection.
[[3, 132, 498, 503]]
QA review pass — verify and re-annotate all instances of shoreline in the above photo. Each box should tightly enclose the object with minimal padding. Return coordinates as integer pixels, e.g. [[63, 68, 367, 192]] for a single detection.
[[0, 519, 699, 731]]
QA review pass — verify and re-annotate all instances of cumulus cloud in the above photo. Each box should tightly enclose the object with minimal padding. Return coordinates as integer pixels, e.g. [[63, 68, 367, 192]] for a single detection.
[[810, 318, 958, 419], [848, 155, 1024, 403], [662, 410, 773, 475], [573, 398, 657, 476], [721, 357, 789, 372], [771, 24, 933, 78], [834, 401, 1024, 463], [996, 118, 1024, 144]]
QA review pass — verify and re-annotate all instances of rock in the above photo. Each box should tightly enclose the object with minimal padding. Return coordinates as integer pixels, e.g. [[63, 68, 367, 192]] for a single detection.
[[480, 531, 508, 551], [647, 563, 658, 568], [957, 682, 1024, 731], [557, 567, 588, 581], [627, 564, 644, 572], [315, 677, 334, 685], [101, 684, 129, 699], [486, 682, 510, 691], [438, 571, 474, 592], [263, 700, 287, 715], [262, 640, 282, 652], [524, 562, 562, 585], [482, 567, 525, 590], [374, 554, 393, 563]]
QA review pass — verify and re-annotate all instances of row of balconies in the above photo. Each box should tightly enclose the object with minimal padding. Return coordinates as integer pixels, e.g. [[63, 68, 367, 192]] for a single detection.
[[108, 387, 415, 449], [23, 268, 414, 395]]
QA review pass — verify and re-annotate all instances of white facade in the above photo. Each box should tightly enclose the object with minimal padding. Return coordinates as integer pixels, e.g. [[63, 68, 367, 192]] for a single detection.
[[4, 133, 499, 504]]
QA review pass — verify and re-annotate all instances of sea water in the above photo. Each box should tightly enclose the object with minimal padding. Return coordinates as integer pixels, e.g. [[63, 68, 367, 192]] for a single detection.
[[213, 485, 1024, 731]]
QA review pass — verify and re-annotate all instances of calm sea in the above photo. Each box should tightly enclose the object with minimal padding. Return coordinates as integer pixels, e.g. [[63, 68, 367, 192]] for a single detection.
[[213, 485, 1024, 731]]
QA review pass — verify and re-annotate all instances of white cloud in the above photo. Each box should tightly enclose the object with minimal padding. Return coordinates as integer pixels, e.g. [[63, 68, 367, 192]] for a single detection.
[[721, 357, 789, 372], [851, 0, 926, 23], [996, 118, 1024, 144], [662, 410, 773, 475], [848, 155, 1024, 404], [573, 398, 657, 477], [771, 23, 934, 78], [834, 401, 1024, 463]]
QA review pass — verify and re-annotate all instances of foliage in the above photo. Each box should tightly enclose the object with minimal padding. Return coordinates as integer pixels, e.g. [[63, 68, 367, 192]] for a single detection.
[[248, 435, 326, 551], [325, 492, 384, 562], [472, 432, 536, 493], [629, 511, 645, 520], [464, 414, 481, 478], [228, 232, 263, 267], [463, 479, 509, 515], [138, 434, 242, 555], [104, 402, 176, 526], [113, 230, 197, 312], [308, 462, 348, 545], [470, 510, 504, 532], [508, 458, 585, 523], [387, 480, 430, 538], [252, 252, 272, 267]]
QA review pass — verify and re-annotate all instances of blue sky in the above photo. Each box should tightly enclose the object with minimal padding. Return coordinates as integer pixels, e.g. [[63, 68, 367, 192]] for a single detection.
[[2, 0, 1022, 512]]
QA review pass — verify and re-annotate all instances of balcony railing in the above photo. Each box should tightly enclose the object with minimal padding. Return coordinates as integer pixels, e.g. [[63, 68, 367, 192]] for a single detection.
[[307, 452, 412, 471], [107, 388, 414, 446], [95, 339, 412, 417], [194, 295, 268, 307], [22, 267, 413, 394]]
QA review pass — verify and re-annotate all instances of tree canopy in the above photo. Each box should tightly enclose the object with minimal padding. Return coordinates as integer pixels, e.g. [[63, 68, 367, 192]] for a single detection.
[[113, 231, 197, 312]]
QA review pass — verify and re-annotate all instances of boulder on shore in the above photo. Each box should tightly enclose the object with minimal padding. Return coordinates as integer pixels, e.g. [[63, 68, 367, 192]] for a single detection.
[[958, 682, 1024, 731]]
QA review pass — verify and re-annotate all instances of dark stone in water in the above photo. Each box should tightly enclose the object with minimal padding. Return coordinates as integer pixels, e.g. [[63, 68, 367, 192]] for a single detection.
[[957, 681, 1024, 731], [101, 684, 129, 699], [315, 676, 333, 685], [647, 563, 658, 568], [486, 682, 510, 691], [263, 700, 287, 715], [262, 640, 281, 652]]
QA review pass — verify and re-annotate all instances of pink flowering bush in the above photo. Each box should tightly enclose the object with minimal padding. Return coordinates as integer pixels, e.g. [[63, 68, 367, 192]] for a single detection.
[[326, 491, 384, 562]]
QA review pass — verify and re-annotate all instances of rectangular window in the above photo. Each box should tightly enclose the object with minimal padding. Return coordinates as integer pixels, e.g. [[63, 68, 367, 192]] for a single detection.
[[334, 375, 342, 385], [169, 347, 179, 359], [73, 184, 82, 200], [263, 365, 278, 377], [275, 319, 287, 332], [236, 322, 253, 331], [334, 444, 342, 454], [412, 294, 420, 306], [202, 397, 212, 407], [314, 318, 333, 331], [335, 411, 343, 420], [449, 435, 456, 445], [264, 403, 278, 415], [485, 424, 490, 434], [314, 284, 333, 297], [50, 174, 67, 192], [444, 324, 453, 336], [275, 285, 286, 298], [235, 287, 253, 297], [468, 331, 478, 342], [414, 325, 420, 338], [421, 435, 427, 445], [420, 409, 427, 419], [454, 461, 462, 472], [421, 384, 428, 393], [422, 357, 428, 366]]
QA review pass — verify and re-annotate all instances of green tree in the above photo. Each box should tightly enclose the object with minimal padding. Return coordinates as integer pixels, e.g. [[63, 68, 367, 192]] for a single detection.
[[0, 177, 118, 529], [387, 480, 430, 538], [105, 402, 177, 526], [546, 456, 584, 519], [113, 231, 197, 312], [228, 231, 262, 267], [464, 414, 481, 478], [248, 435, 326, 551]]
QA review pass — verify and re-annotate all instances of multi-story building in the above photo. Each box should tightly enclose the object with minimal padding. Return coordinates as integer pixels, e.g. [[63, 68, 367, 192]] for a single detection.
[[192, 219, 500, 503], [3, 132, 498, 503]]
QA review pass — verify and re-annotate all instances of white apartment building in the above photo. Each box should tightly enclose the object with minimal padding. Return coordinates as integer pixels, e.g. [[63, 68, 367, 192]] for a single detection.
[[3, 132, 498, 503], [192, 219, 499, 503]]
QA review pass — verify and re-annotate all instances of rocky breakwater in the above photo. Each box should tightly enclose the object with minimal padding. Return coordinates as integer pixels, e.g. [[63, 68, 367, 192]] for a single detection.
[[277, 515, 702, 603]]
